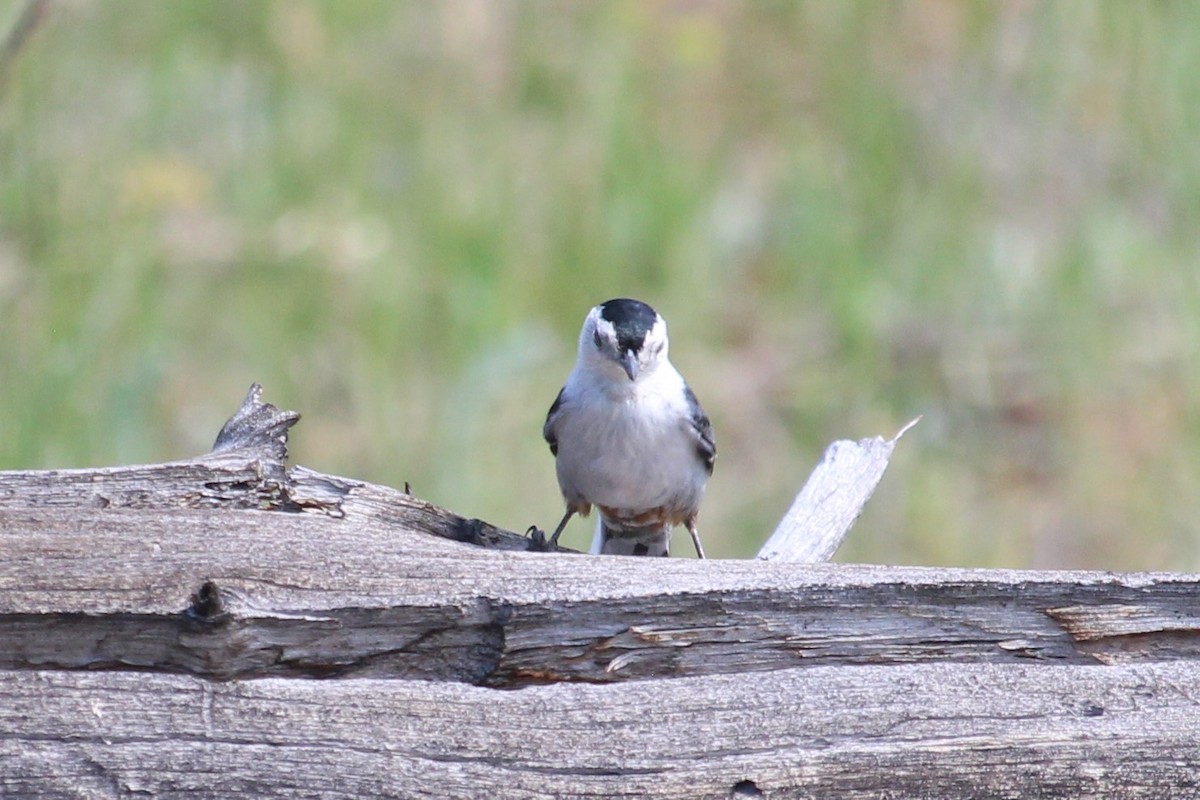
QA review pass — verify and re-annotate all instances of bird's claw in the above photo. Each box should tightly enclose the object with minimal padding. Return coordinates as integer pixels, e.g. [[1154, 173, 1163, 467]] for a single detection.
[[525, 525, 554, 552]]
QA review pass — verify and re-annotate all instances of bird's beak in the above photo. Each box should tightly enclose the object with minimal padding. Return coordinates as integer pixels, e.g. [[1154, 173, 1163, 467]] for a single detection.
[[620, 350, 639, 381]]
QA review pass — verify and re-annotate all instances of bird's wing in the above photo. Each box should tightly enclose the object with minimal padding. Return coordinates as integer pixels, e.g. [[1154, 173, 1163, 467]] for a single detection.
[[684, 385, 716, 474], [543, 387, 567, 456]]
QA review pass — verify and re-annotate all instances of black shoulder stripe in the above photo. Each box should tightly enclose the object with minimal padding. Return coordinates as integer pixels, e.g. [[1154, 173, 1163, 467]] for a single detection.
[[684, 385, 716, 474], [543, 387, 566, 456]]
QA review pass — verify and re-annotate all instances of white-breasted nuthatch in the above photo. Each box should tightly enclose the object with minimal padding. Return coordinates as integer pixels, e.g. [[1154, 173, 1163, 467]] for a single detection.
[[543, 298, 715, 557]]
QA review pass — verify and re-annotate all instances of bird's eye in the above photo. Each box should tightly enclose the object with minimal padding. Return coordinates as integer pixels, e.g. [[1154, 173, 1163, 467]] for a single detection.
[[593, 330, 603, 349]]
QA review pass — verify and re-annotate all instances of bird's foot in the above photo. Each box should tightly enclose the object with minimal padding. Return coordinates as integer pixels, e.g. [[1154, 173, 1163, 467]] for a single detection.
[[525, 525, 556, 552]]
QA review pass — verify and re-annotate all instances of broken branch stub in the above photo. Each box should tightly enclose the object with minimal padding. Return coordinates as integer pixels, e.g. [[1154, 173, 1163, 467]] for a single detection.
[[757, 417, 919, 563], [209, 383, 300, 461]]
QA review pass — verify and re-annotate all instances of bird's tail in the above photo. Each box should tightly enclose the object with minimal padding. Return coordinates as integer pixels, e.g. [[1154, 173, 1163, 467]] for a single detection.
[[591, 516, 672, 557]]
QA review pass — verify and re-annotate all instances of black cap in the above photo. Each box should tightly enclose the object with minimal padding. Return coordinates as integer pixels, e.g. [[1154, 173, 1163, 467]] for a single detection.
[[599, 298, 658, 353]]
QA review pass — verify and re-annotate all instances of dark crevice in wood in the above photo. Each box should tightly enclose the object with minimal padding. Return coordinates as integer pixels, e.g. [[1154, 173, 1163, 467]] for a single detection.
[[0, 606, 510, 683], [9, 580, 1200, 687], [187, 581, 225, 620]]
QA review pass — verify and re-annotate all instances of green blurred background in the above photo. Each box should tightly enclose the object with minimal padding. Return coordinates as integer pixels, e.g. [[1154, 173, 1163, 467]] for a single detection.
[[3, 0, 1199, 569]]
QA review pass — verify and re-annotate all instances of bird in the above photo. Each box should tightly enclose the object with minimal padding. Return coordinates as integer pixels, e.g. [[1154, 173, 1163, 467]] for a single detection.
[[542, 298, 715, 557]]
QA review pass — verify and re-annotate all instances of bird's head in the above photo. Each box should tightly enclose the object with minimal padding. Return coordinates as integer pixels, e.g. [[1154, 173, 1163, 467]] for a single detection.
[[578, 298, 669, 382]]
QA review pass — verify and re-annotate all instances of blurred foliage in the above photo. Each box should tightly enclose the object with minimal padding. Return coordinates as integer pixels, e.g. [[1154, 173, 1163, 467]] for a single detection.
[[3, 0, 1200, 569]]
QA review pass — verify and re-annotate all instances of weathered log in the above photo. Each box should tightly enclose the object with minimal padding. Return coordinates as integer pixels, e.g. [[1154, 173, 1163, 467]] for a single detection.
[[757, 416, 920, 562], [0, 384, 540, 552], [1, 383, 907, 560], [3, 663, 1199, 799], [2, 384, 1197, 797], [4, 506, 1200, 685]]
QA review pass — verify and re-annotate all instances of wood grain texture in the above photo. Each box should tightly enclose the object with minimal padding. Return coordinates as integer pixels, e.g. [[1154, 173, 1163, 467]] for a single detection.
[[0, 384, 545, 554], [5, 386, 1199, 797], [4, 507, 1200, 686], [757, 418, 919, 563], [3, 664, 1199, 799]]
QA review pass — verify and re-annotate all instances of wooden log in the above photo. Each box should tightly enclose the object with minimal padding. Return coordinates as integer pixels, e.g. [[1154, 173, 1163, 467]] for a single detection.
[[3, 384, 1198, 797], [3, 664, 1199, 799], [4, 506, 1200, 684], [757, 417, 920, 562], [0, 384, 540, 552], [0, 384, 910, 561]]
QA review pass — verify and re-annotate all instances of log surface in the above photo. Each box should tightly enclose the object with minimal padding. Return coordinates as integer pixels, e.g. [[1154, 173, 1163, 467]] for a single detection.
[[5, 506, 1200, 686], [757, 417, 919, 562], [3, 386, 1198, 797], [3, 664, 1199, 799]]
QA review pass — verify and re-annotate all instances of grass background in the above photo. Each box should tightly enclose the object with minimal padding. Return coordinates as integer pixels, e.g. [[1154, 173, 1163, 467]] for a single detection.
[[3, 0, 1200, 568]]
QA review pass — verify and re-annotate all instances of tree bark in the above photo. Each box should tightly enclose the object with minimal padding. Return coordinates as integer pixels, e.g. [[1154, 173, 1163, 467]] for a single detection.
[[3, 385, 1197, 798], [3, 663, 1198, 799]]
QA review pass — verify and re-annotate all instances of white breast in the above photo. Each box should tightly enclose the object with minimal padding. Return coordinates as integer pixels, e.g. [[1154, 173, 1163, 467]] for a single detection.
[[553, 364, 706, 516]]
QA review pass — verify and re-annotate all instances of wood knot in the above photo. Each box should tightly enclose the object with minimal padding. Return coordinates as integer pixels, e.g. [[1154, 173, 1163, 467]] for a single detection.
[[730, 780, 763, 798], [187, 580, 225, 620]]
